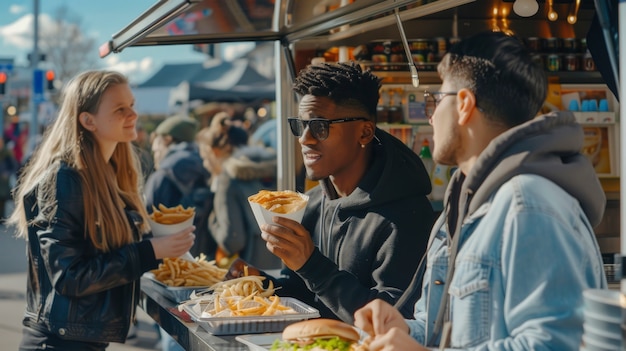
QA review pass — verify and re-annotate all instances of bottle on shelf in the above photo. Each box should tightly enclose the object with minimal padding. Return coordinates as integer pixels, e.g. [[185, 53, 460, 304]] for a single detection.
[[377, 88, 390, 123], [430, 163, 450, 201], [388, 88, 404, 123]]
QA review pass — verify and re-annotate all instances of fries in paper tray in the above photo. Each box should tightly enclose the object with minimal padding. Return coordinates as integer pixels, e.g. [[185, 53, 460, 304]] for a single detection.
[[148, 204, 195, 260], [248, 190, 309, 227]]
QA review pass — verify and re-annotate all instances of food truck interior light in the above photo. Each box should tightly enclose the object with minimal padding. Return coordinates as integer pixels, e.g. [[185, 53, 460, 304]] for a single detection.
[[512, 0, 539, 17]]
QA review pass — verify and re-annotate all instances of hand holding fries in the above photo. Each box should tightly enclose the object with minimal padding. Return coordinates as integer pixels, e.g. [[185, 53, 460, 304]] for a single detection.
[[248, 190, 307, 214], [150, 204, 195, 224], [150, 225, 195, 260], [148, 204, 197, 260]]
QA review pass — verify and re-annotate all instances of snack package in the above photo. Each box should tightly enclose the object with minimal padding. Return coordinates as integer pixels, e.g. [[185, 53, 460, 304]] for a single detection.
[[248, 190, 309, 227], [148, 204, 196, 261]]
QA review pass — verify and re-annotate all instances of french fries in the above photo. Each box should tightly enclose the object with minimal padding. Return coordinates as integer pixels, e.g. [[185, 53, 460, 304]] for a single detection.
[[209, 275, 275, 298], [200, 276, 295, 317], [248, 190, 307, 214], [178, 267, 295, 317], [150, 203, 195, 224], [150, 255, 227, 287], [205, 294, 295, 317]]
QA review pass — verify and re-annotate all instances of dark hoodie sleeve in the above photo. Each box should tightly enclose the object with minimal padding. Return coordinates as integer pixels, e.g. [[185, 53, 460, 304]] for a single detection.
[[296, 199, 433, 323]]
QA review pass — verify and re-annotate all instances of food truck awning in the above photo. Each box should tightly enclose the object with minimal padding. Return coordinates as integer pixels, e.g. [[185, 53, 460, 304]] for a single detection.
[[99, 0, 475, 192], [98, 0, 474, 57]]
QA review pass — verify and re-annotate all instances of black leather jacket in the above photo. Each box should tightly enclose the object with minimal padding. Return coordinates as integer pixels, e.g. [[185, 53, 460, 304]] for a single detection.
[[22, 162, 159, 343]]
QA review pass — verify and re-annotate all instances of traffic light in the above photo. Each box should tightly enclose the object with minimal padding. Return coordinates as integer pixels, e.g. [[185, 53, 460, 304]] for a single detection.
[[45, 70, 55, 90], [0, 71, 6, 95]]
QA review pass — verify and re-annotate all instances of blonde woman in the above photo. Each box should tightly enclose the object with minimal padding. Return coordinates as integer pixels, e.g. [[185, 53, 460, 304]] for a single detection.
[[8, 70, 195, 351]]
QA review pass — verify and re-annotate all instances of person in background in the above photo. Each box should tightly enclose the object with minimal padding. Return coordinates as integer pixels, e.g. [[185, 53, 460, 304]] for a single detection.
[[144, 115, 214, 259], [4, 120, 28, 165], [132, 123, 154, 179], [197, 114, 281, 270], [7, 70, 195, 351], [0, 138, 18, 220], [246, 61, 435, 323], [353, 31, 607, 351]]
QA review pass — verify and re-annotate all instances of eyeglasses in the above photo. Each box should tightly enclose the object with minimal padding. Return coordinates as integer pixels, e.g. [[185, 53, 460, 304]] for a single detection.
[[424, 91, 458, 119], [287, 117, 368, 141]]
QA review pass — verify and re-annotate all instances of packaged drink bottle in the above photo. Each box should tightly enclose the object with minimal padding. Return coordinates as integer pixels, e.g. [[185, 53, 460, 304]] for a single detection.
[[430, 163, 450, 201]]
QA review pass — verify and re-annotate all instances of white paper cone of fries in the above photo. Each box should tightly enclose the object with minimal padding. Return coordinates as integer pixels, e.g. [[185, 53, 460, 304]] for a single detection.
[[248, 190, 309, 228], [148, 204, 196, 261]]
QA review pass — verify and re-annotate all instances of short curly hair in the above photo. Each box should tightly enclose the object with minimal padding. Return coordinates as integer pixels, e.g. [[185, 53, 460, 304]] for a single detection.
[[293, 61, 381, 120]]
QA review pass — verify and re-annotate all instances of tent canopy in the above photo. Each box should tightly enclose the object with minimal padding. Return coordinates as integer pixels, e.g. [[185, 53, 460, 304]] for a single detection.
[[139, 58, 275, 102]]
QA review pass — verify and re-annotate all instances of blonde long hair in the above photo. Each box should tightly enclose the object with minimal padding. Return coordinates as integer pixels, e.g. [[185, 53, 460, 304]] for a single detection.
[[7, 70, 150, 252]]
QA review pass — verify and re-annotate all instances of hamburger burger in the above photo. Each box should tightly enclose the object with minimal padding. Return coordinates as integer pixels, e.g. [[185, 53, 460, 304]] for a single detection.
[[270, 318, 367, 351]]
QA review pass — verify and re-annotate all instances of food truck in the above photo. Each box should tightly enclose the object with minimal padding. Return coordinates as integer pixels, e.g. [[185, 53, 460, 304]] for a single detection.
[[100, 1, 623, 349]]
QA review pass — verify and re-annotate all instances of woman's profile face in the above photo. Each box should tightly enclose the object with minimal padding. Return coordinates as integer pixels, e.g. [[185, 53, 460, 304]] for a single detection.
[[89, 83, 138, 152]]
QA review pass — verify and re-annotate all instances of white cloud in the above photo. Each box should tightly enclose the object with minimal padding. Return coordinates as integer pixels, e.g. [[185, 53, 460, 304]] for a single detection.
[[0, 12, 163, 85], [104, 55, 155, 84], [0, 13, 60, 49], [222, 42, 255, 61], [0, 14, 33, 49], [9, 4, 27, 15]]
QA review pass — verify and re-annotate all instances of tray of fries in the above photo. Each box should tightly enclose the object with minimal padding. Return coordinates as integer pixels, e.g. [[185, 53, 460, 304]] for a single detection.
[[144, 272, 210, 303], [145, 256, 227, 303], [182, 297, 320, 335]]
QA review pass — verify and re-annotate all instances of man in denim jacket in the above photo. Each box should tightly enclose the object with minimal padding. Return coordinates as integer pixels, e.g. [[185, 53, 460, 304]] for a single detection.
[[354, 31, 607, 350]]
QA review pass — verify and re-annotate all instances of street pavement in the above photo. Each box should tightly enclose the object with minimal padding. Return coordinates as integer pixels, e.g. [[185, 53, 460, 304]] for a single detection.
[[0, 206, 163, 350]]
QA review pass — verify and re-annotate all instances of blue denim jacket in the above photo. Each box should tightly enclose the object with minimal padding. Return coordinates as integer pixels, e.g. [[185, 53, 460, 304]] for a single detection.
[[407, 174, 607, 350]]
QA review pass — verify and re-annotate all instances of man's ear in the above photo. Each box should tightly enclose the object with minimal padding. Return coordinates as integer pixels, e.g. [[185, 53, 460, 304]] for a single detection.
[[457, 89, 478, 126], [359, 120, 375, 145]]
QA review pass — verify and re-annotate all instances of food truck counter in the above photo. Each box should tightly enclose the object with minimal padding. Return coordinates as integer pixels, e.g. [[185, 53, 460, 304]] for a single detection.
[[140, 276, 249, 351]]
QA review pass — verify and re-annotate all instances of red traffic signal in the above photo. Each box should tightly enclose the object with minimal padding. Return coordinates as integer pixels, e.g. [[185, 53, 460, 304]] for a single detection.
[[45, 70, 55, 90], [0, 72, 6, 94]]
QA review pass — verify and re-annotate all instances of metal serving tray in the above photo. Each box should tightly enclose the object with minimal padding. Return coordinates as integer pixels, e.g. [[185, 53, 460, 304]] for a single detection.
[[183, 297, 320, 335], [236, 333, 282, 351], [143, 273, 210, 303]]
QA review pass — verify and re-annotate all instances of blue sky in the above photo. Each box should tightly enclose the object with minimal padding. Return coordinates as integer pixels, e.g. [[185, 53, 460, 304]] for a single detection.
[[0, 0, 208, 84]]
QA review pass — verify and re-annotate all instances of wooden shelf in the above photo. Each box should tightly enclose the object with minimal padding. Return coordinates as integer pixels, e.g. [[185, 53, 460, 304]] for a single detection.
[[370, 68, 606, 86]]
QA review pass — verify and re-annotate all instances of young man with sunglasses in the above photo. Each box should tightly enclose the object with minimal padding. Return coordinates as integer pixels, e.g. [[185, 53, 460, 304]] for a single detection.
[[256, 61, 435, 323], [354, 31, 607, 350]]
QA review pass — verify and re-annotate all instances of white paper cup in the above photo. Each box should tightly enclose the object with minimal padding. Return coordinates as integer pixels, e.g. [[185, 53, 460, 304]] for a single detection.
[[148, 214, 195, 261], [249, 192, 308, 228]]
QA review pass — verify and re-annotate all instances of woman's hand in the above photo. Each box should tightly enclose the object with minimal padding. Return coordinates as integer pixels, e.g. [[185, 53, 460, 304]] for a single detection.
[[260, 216, 314, 270], [150, 225, 195, 260]]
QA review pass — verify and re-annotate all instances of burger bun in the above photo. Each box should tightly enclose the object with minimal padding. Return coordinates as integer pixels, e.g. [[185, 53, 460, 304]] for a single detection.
[[282, 318, 360, 342]]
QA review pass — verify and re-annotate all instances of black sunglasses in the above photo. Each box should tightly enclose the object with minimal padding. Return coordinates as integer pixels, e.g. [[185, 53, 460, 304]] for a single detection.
[[287, 117, 368, 141]]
